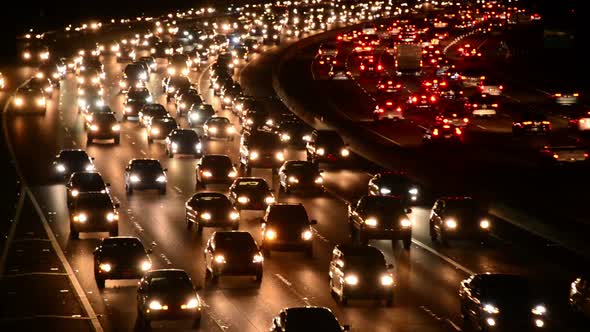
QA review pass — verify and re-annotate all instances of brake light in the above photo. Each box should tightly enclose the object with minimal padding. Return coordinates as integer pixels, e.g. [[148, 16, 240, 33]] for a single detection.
[[319, 61, 324, 64], [499, 85, 503, 90], [430, 96, 437, 102], [411, 97, 418, 103], [455, 128, 462, 135], [443, 119, 449, 123], [337, 35, 342, 40], [375, 108, 384, 113], [440, 81, 447, 86], [492, 103, 498, 107], [553, 154, 559, 159], [386, 101, 393, 106], [463, 118, 469, 123], [421, 95, 427, 99], [523, 121, 533, 125], [584, 153, 589, 159], [387, 81, 392, 84], [425, 82, 432, 86], [360, 65, 365, 70], [574, 93, 580, 97], [379, 84, 385, 89], [554, 93, 562, 97], [395, 84, 401, 88], [433, 129, 439, 136], [542, 121, 550, 125], [472, 104, 478, 108], [377, 64, 383, 71]]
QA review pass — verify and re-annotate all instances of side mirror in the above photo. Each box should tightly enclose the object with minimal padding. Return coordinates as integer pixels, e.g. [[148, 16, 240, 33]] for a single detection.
[[125, 166, 130, 171], [163, 168, 168, 172], [106, 183, 111, 187], [343, 325, 351, 331], [194, 285, 203, 291], [404, 208, 412, 214], [91, 157, 95, 160], [310, 219, 318, 225], [93, 247, 99, 254], [387, 263, 394, 269], [114, 203, 120, 209], [146, 248, 153, 254], [319, 170, 324, 173]]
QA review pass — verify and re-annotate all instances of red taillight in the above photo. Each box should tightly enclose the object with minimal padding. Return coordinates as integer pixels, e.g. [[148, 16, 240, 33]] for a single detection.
[[492, 103, 498, 107], [396, 107, 402, 112], [360, 65, 365, 70], [443, 125, 451, 128], [319, 61, 324, 64], [386, 101, 393, 106], [584, 153, 589, 158], [463, 118, 469, 123], [377, 64, 383, 71], [379, 84, 385, 89], [440, 81, 447, 86], [542, 121, 551, 125], [472, 104, 478, 108], [553, 154, 559, 159], [433, 129, 439, 136], [395, 84, 401, 88], [411, 97, 418, 103], [443, 119, 449, 123], [499, 85, 503, 90], [430, 96, 437, 102], [375, 108, 384, 113], [387, 81, 392, 84], [337, 36, 343, 40], [455, 128, 462, 135], [421, 95, 427, 99]]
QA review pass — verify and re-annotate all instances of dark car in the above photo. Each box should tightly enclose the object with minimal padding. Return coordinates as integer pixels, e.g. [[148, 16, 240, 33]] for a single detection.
[[119, 63, 145, 92], [204, 231, 263, 283], [137, 269, 202, 328], [348, 195, 412, 249], [435, 104, 471, 127], [175, 89, 202, 117], [512, 112, 551, 136], [465, 93, 500, 117], [239, 130, 284, 175], [570, 276, 590, 319], [376, 77, 403, 94], [195, 154, 238, 188], [147, 117, 178, 143], [163, 76, 191, 102], [66, 171, 109, 206], [165, 129, 202, 158], [87, 112, 120, 145], [13, 86, 47, 113], [188, 103, 216, 127], [242, 108, 276, 132], [139, 103, 169, 127], [126, 87, 153, 105], [275, 120, 310, 147], [278, 160, 324, 194], [53, 149, 95, 179], [460, 274, 548, 331], [329, 244, 394, 306], [423, 123, 463, 143], [228, 177, 275, 211], [69, 192, 119, 238], [368, 172, 419, 203], [124, 159, 167, 195], [185, 193, 240, 233], [93, 236, 152, 288], [220, 83, 243, 109], [78, 86, 104, 114], [123, 99, 145, 120], [203, 116, 236, 141], [138, 56, 157, 72], [429, 197, 491, 244], [261, 203, 317, 258], [270, 307, 349, 332], [306, 130, 350, 163]]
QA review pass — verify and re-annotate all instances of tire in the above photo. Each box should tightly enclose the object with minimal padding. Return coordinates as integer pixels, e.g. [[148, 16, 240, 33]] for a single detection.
[[148, 137, 153, 144], [211, 273, 219, 284], [359, 232, 368, 246], [429, 223, 437, 242], [340, 290, 348, 306], [186, 214, 192, 229], [255, 271, 263, 283], [385, 296, 394, 307], [278, 183, 285, 193], [245, 165, 252, 176], [205, 268, 211, 282], [109, 227, 119, 237], [403, 237, 412, 250], [96, 276, 106, 289]]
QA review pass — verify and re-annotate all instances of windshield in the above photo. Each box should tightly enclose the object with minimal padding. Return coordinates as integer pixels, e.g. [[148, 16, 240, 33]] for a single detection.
[[236, 180, 269, 191], [215, 233, 256, 251], [71, 174, 105, 190], [102, 238, 145, 256], [347, 254, 385, 270], [202, 156, 232, 168], [285, 309, 341, 331], [76, 194, 111, 208], [248, 133, 281, 149], [267, 206, 308, 225], [131, 160, 162, 171], [149, 273, 193, 292], [286, 162, 317, 174], [317, 132, 344, 147], [195, 195, 231, 209]]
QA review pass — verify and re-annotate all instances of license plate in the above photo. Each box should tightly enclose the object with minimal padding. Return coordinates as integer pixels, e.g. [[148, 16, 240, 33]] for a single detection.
[[531, 127, 539, 131]]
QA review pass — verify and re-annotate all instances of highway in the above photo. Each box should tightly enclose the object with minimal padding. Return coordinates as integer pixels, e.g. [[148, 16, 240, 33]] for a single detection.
[[1, 3, 588, 332]]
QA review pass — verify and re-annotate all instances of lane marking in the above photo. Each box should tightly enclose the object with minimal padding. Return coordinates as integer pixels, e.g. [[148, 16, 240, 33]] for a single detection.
[[447, 319, 462, 331], [476, 125, 487, 130], [275, 273, 292, 286], [411, 239, 474, 275], [28, 189, 104, 332], [1, 272, 68, 278], [140, 149, 147, 156], [0, 187, 25, 276], [174, 186, 183, 194], [0, 315, 94, 321]]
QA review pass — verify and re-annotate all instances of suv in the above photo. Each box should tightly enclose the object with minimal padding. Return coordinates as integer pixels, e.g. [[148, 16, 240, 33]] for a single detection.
[[69, 192, 119, 238], [260, 204, 317, 258], [429, 197, 491, 244], [124, 159, 167, 195], [239, 130, 284, 175], [204, 231, 263, 284], [305, 130, 350, 163]]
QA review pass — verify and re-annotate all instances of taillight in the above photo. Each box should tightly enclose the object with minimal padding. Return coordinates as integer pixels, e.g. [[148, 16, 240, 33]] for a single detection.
[[553, 154, 559, 159], [499, 85, 503, 90], [411, 97, 418, 103], [492, 103, 498, 107], [360, 65, 365, 70], [584, 153, 589, 159], [386, 101, 393, 106], [396, 107, 402, 112], [377, 65, 383, 71], [375, 108, 384, 113], [443, 119, 449, 123], [472, 104, 478, 108], [463, 118, 469, 123], [455, 128, 462, 135], [433, 129, 439, 136], [430, 96, 437, 102], [542, 121, 551, 125], [395, 84, 401, 88]]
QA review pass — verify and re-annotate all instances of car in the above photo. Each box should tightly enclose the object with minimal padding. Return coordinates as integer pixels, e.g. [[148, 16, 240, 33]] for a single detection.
[[566, 109, 590, 131], [232, 95, 257, 116], [93, 236, 152, 288], [278, 160, 324, 194], [539, 145, 589, 164], [318, 42, 338, 56], [373, 98, 404, 122], [423, 124, 463, 144], [242, 108, 276, 132], [163, 76, 191, 102], [429, 197, 491, 244], [228, 177, 274, 211], [53, 149, 95, 179], [175, 89, 202, 117], [435, 104, 470, 127], [77, 86, 104, 113], [147, 117, 178, 143], [138, 103, 169, 127], [37, 63, 63, 85], [358, 57, 385, 77], [203, 116, 236, 141], [66, 171, 109, 206], [261, 203, 317, 258], [119, 63, 146, 92], [220, 83, 243, 109], [0, 72, 6, 90], [239, 130, 284, 175], [12, 86, 46, 114], [348, 195, 412, 249], [512, 112, 551, 136], [552, 91, 580, 106], [203, 231, 263, 283], [465, 94, 500, 117], [124, 159, 167, 195], [275, 119, 310, 148], [83, 104, 112, 129], [195, 154, 238, 188], [138, 56, 157, 72], [328, 64, 352, 80], [166, 54, 190, 76], [270, 307, 349, 332], [86, 112, 120, 145], [376, 77, 403, 94], [77, 68, 102, 88], [459, 274, 548, 331], [328, 244, 394, 306], [570, 276, 590, 319], [185, 193, 240, 233], [407, 87, 438, 110], [368, 172, 419, 203], [126, 87, 153, 105], [165, 129, 202, 158], [69, 192, 119, 238], [116, 46, 136, 63], [305, 130, 350, 163], [187, 103, 216, 127], [478, 77, 504, 96], [137, 269, 202, 328]]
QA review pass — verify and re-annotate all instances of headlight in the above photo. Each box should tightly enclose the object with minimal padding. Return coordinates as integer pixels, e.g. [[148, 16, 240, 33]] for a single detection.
[[146, 96, 153, 102], [486, 318, 496, 326], [265, 196, 275, 204], [167, 68, 176, 75], [480, 219, 490, 229], [341, 148, 350, 157], [316, 148, 325, 155], [196, 143, 202, 151], [189, 112, 199, 121], [130, 174, 140, 183], [223, 96, 231, 104], [75, 213, 87, 222], [275, 152, 284, 161], [99, 263, 111, 272], [156, 175, 166, 183], [214, 255, 225, 264], [201, 212, 211, 220], [202, 170, 212, 177], [280, 133, 291, 141], [226, 126, 235, 134], [253, 253, 264, 263], [266, 119, 274, 126], [483, 304, 500, 314], [23, 51, 31, 59], [141, 260, 152, 271], [288, 176, 299, 183], [37, 98, 46, 106], [380, 188, 391, 195], [171, 142, 178, 150], [532, 305, 546, 316], [71, 189, 79, 197], [56, 164, 66, 173], [14, 97, 24, 107], [408, 187, 418, 195], [249, 151, 259, 160], [230, 211, 240, 220], [365, 218, 378, 227], [139, 73, 147, 80], [182, 298, 200, 310], [106, 212, 118, 222], [150, 128, 160, 135], [445, 219, 457, 229], [228, 171, 237, 178], [90, 124, 99, 131], [381, 274, 394, 286], [182, 68, 189, 75], [85, 164, 95, 171], [149, 300, 167, 310], [265, 229, 277, 240], [400, 218, 412, 228], [535, 319, 545, 328], [167, 87, 175, 93], [314, 176, 323, 184], [238, 196, 249, 204], [301, 230, 313, 240], [208, 126, 218, 133], [344, 274, 358, 285], [119, 81, 127, 88]]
